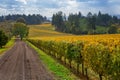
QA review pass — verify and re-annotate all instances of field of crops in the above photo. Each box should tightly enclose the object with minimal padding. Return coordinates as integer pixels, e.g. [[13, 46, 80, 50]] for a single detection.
[[28, 24, 120, 80], [28, 24, 120, 42]]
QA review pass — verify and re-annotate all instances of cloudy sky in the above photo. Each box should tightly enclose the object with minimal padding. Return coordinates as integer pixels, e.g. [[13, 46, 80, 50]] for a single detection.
[[0, 0, 120, 17]]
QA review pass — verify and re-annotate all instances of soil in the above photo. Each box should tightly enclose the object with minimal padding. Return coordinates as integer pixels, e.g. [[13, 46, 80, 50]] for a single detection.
[[0, 39, 54, 80]]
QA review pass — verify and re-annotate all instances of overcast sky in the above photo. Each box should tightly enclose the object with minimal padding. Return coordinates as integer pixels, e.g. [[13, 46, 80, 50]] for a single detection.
[[0, 0, 120, 17]]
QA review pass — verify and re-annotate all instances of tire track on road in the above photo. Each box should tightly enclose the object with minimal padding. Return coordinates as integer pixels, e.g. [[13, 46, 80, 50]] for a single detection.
[[0, 39, 54, 80]]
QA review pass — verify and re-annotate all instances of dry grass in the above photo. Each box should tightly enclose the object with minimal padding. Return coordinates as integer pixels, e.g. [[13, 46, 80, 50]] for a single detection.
[[28, 24, 72, 38]]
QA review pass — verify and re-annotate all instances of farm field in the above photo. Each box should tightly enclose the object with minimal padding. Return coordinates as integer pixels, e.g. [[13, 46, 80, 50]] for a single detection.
[[29, 24, 73, 38], [28, 23, 120, 80], [28, 23, 120, 42], [28, 24, 120, 49]]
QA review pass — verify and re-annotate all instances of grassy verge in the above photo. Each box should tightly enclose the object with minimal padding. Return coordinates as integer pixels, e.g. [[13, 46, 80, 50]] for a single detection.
[[26, 41, 80, 80], [0, 38, 15, 56]]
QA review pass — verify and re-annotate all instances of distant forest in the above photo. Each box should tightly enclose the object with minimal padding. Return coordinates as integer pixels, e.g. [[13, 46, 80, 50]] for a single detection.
[[0, 14, 48, 25], [52, 11, 120, 34], [0, 11, 120, 35]]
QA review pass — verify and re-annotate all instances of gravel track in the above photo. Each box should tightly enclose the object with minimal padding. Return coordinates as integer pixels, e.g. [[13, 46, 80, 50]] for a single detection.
[[0, 39, 54, 80]]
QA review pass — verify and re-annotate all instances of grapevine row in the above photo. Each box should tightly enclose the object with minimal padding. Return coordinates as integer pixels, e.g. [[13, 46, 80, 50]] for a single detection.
[[27, 39, 120, 80]]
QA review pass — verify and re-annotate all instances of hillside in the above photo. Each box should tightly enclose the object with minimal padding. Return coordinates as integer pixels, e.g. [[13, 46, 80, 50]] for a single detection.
[[28, 23, 73, 38], [28, 23, 120, 42]]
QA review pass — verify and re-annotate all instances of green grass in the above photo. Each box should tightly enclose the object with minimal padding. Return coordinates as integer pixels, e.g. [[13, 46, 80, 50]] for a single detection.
[[26, 41, 80, 80], [0, 38, 15, 56]]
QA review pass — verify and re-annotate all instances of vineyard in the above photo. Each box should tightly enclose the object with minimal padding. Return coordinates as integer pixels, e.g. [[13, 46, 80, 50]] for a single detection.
[[28, 24, 120, 80]]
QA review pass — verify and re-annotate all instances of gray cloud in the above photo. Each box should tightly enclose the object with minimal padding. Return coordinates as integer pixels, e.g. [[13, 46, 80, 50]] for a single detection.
[[0, 0, 120, 17]]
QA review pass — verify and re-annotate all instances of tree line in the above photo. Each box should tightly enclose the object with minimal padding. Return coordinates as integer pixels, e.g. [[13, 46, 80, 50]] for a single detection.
[[52, 11, 120, 34], [0, 14, 48, 25]]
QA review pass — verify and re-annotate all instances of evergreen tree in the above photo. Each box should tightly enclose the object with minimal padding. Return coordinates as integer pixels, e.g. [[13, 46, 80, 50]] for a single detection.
[[87, 12, 96, 34], [52, 11, 65, 32]]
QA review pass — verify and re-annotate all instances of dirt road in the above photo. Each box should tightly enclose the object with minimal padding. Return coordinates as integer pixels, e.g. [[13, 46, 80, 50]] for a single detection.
[[0, 39, 54, 80]]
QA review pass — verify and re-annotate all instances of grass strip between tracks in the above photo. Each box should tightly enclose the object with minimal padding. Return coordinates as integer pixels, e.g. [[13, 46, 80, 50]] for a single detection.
[[26, 41, 80, 80], [0, 38, 15, 56]]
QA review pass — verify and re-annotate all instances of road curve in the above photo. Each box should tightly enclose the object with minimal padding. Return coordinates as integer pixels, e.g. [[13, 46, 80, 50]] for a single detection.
[[0, 39, 54, 80]]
